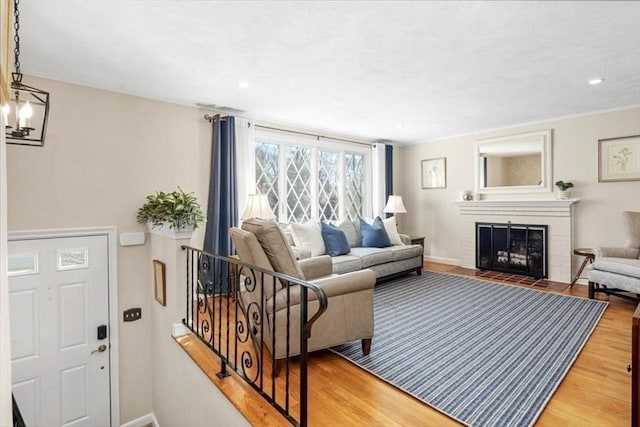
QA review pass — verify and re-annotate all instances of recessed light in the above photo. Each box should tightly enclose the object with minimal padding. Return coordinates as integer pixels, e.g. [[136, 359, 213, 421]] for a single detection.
[[589, 78, 604, 85], [238, 81, 249, 88]]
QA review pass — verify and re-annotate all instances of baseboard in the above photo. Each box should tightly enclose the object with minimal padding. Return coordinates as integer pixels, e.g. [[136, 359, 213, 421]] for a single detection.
[[121, 412, 159, 427], [424, 255, 459, 265]]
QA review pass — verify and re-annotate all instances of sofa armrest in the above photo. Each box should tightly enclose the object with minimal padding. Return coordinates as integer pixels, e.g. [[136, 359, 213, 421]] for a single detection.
[[269, 269, 376, 312], [298, 255, 332, 280], [399, 234, 411, 245], [311, 269, 376, 295], [292, 246, 312, 260], [594, 246, 640, 259]]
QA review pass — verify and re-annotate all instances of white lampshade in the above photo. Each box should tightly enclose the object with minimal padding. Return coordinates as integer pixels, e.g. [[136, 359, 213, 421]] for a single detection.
[[241, 194, 276, 220], [383, 195, 407, 214]]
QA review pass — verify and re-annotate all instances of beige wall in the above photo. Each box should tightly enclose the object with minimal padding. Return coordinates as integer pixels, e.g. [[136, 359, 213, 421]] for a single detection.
[[150, 235, 249, 427], [6, 76, 213, 423], [396, 107, 640, 271]]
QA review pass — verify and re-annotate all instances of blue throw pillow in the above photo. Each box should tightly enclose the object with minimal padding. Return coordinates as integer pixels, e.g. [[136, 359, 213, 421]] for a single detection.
[[360, 217, 391, 248], [320, 222, 351, 256]]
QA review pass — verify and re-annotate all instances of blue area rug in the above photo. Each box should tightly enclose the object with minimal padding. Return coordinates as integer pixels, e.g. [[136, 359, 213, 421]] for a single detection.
[[331, 271, 608, 427]]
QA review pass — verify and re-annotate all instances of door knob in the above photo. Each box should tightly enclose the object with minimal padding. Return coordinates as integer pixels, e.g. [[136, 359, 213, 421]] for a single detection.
[[91, 344, 107, 355]]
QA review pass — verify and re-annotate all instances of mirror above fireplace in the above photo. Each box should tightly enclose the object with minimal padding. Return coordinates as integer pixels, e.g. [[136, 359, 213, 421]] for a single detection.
[[474, 129, 553, 195]]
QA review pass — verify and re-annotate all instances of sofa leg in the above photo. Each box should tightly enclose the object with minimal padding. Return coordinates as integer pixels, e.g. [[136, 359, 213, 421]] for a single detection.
[[416, 267, 422, 276], [362, 338, 372, 355], [588, 281, 595, 299], [272, 359, 284, 378]]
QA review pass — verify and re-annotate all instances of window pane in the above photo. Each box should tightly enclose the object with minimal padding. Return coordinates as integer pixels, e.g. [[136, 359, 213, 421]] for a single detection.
[[345, 153, 364, 220], [255, 142, 280, 217], [286, 146, 312, 223], [8, 252, 38, 276], [318, 151, 340, 221]]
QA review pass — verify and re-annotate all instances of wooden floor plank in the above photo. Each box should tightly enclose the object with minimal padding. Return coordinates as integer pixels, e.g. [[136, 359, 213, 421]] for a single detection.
[[176, 261, 636, 426]]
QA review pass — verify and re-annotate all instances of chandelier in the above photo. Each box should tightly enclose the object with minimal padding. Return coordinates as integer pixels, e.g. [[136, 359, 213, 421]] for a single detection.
[[2, 0, 50, 146]]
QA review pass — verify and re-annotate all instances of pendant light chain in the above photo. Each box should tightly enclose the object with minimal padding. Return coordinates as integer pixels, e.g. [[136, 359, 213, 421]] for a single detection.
[[13, 0, 21, 75]]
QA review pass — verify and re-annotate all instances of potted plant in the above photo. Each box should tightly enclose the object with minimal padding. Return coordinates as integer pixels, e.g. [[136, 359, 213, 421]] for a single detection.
[[554, 180, 574, 200], [137, 187, 205, 237]]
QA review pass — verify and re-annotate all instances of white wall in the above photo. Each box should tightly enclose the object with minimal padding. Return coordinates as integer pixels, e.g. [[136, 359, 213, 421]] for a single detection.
[[396, 107, 640, 272], [5, 76, 213, 423]]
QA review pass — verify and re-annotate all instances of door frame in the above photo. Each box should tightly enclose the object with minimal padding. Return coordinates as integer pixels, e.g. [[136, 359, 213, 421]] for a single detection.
[[8, 226, 120, 426]]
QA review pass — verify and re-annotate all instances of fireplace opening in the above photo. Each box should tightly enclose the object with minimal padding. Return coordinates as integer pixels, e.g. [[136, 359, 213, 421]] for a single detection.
[[476, 222, 547, 279]]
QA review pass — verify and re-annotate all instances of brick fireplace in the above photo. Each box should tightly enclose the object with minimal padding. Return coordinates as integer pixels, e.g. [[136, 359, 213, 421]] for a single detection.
[[453, 199, 579, 283]]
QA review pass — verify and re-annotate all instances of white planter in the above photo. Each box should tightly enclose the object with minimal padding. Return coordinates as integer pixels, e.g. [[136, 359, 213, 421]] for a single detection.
[[147, 222, 194, 240], [555, 190, 570, 200]]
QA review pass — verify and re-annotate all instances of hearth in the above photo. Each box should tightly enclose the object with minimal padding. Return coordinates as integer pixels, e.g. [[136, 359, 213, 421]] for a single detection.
[[476, 222, 548, 279]]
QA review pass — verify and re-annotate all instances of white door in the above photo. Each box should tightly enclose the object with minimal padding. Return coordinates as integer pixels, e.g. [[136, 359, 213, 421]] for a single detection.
[[8, 235, 111, 427]]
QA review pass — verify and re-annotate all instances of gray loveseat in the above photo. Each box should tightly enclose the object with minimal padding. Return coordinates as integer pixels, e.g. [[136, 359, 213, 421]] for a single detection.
[[288, 219, 424, 282]]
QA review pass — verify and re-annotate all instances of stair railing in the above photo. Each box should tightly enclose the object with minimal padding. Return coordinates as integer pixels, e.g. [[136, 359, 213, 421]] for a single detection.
[[181, 245, 328, 427]]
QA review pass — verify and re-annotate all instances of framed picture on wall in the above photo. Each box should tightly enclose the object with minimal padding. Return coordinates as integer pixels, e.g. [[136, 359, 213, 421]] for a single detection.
[[598, 135, 640, 182], [421, 157, 447, 189], [153, 259, 166, 306]]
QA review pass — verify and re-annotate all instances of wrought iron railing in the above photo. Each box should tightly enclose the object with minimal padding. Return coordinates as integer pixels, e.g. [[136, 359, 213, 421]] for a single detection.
[[181, 245, 328, 427]]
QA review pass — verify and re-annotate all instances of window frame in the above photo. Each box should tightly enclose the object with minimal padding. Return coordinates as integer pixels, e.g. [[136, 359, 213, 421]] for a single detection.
[[254, 129, 371, 223]]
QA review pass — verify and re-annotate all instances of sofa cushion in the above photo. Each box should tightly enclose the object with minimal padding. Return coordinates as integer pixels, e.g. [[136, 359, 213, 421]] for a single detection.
[[593, 257, 640, 279], [360, 217, 391, 248], [291, 221, 326, 257], [389, 244, 423, 261], [229, 227, 283, 297], [241, 218, 304, 279], [382, 216, 403, 245], [338, 220, 359, 248], [331, 255, 363, 274], [349, 247, 394, 268], [321, 222, 351, 256]]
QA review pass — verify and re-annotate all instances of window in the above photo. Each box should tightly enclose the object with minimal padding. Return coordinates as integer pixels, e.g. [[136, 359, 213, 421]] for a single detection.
[[254, 131, 369, 223]]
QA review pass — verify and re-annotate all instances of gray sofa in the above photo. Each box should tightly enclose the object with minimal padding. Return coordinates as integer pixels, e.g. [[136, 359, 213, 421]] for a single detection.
[[588, 211, 640, 302], [288, 219, 424, 282]]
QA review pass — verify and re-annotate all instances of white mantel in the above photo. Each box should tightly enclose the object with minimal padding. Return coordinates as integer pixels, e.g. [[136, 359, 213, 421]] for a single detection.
[[452, 199, 580, 283]]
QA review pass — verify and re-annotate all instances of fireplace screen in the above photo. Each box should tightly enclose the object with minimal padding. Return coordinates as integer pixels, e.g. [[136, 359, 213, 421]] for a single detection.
[[476, 222, 547, 279]]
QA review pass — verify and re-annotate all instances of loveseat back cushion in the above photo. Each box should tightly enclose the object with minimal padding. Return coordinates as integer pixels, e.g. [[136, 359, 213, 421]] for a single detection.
[[321, 222, 351, 256], [623, 211, 640, 252], [241, 218, 304, 280], [229, 227, 283, 298], [360, 217, 391, 248]]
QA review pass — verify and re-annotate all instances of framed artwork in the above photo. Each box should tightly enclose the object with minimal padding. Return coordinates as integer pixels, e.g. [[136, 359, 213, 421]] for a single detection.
[[153, 259, 166, 306], [598, 135, 640, 182], [421, 157, 447, 189]]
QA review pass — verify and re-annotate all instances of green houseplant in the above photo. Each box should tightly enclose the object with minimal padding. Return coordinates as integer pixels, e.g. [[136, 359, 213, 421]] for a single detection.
[[554, 180, 574, 200], [137, 187, 205, 231]]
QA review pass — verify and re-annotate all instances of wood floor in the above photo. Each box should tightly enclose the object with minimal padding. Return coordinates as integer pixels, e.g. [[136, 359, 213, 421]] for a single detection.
[[177, 262, 637, 426]]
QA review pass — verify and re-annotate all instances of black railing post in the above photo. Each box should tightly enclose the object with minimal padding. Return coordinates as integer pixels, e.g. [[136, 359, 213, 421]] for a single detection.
[[299, 286, 309, 427]]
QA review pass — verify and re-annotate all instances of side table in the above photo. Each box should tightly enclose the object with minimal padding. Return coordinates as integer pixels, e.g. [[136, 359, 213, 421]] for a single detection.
[[409, 236, 425, 272], [409, 236, 425, 250], [571, 247, 595, 287]]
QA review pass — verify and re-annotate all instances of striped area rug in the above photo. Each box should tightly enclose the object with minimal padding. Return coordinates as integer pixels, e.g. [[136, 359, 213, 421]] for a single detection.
[[331, 271, 608, 427]]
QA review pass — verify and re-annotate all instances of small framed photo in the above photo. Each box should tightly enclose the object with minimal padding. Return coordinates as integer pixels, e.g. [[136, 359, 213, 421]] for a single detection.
[[153, 260, 166, 306], [598, 135, 640, 182], [421, 157, 447, 189]]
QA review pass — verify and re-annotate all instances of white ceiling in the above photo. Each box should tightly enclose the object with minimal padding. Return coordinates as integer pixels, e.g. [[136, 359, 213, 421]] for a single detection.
[[16, 1, 640, 144]]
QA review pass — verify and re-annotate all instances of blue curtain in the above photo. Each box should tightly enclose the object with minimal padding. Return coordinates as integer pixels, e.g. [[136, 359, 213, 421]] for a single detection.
[[385, 145, 393, 217], [203, 115, 237, 294]]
